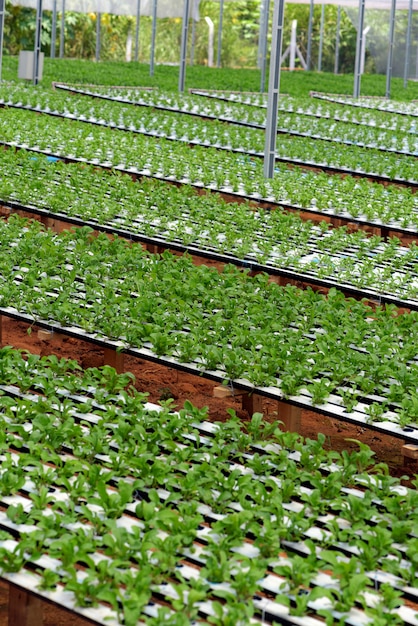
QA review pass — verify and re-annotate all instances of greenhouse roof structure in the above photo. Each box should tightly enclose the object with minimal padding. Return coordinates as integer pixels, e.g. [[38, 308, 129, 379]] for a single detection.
[[7, 0, 201, 18], [8, 0, 418, 14]]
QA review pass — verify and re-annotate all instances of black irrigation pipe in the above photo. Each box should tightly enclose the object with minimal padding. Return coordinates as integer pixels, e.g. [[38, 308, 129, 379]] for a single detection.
[[4, 197, 418, 313], [2, 140, 418, 242], [52, 86, 418, 164], [1, 305, 418, 444]]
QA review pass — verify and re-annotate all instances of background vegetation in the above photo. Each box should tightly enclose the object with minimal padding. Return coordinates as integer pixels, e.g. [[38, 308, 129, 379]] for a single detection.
[[3, 0, 418, 77], [2, 54, 418, 101]]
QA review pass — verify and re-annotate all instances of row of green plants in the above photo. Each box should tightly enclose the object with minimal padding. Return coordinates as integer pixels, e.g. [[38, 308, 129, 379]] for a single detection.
[[0, 106, 416, 229], [58, 83, 418, 134], [312, 92, 418, 117], [191, 88, 418, 129], [73, 83, 418, 137], [7, 85, 417, 181], [0, 347, 417, 625], [5, 83, 418, 161], [1, 215, 418, 425], [2, 149, 418, 305]]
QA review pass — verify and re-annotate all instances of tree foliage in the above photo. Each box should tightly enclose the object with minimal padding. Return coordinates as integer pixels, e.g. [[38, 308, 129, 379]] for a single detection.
[[3, 0, 417, 76]]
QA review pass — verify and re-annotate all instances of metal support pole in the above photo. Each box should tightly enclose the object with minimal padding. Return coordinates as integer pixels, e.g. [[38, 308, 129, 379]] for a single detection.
[[50, 0, 57, 58], [0, 0, 4, 81], [385, 0, 396, 98], [264, 0, 285, 179], [360, 26, 370, 74], [289, 19, 297, 69], [258, 0, 265, 68], [216, 0, 224, 68], [307, 0, 314, 70], [318, 3, 325, 71], [190, 8, 196, 65], [416, 42, 418, 79], [34, 0, 43, 85], [205, 16, 214, 67], [404, 0, 412, 87], [334, 4, 341, 74], [59, 0, 65, 58], [260, 0, 271, 92], [95, 12, 101, 62], [353, 0, 365, 97], [150, 0, 157, 76], [135, 0, 141, 62], [179, 0, 190, 92]]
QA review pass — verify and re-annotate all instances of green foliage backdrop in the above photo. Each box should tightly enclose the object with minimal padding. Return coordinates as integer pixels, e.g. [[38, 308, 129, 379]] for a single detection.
[[3, 0, 418, 76]]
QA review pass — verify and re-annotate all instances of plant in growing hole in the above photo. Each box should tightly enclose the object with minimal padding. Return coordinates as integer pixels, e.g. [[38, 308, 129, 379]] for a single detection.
[[274, 549, 319, 596], [317, 553, 371, 612], [0, 545, 26, 573], [207, 598, 255, 626], [363, 583, 404, 625], [307, 377, 333, 405], [6, 502, 31, 525], [38, 568, 61, 591], [201, 546, 234, 585], [355, 525, 399, 571], [166, 578, 209, 621], [245, 411, 280, 441], [149, 534, 185, 581], [291, 587, 337, 617], [144, 608, 192, 626], [229, 559, 267, 603]]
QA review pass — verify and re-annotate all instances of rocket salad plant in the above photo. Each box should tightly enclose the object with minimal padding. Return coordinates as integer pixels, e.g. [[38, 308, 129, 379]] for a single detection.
[[1, 150, 418, 305], [0, 347, 416, 624], [0, 216, 418, 426]]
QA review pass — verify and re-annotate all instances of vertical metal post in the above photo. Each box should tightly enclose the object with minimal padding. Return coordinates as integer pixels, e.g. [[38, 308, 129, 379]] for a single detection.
[[264, 0, 285, 179], [190, 8, 196, 65], [334, 4, 340, 74], [318, 3, 325, 71], [216, 0, 224, 68], [205, 16, 214, 67], [258, 0, 265, 68], [34, 0, 43, 85], [59, 0, 65, 58], [95, 12, 101, 62], [0, 0, 4, 81], [289, 19, 297, 69], [353, 0, 365, 97], [50, 0, 57, 58], [135, 0, 141, 62], [385, 0, 396, 98], [307, 0, 314, 70], [150, 0, 157, 76], [416, 42, 418, 79], [179, 0, 190, 92], [360, 25, 370, 74], [403, 0, 412, 87], [260, 0, 271, 92]]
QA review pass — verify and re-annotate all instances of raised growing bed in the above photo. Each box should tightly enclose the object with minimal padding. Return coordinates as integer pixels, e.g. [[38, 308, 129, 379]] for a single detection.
[[0, 216, 418, 439], [311, 91, 418, 118], [1, 108, 418, 239], [3, 86, 417, 186], [0, 347, 417, 625], [2, 150, 418, 311]]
